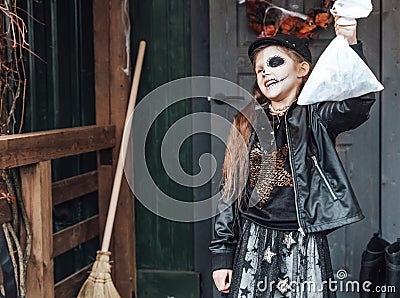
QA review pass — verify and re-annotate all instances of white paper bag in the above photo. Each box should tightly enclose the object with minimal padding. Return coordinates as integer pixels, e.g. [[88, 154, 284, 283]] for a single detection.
[[298, 35, 384, 105]]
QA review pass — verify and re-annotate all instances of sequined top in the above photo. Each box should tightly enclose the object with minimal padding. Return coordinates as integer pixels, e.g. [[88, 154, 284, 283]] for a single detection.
[[240, 109, 299, 230]]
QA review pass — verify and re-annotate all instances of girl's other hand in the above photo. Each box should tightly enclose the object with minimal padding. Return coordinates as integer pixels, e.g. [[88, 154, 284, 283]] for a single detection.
[[334, 16, 357, 45], [212, 269, 233, 294]]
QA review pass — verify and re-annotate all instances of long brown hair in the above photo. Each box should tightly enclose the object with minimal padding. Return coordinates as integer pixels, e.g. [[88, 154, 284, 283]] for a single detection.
[[220, 45, 311, 206]]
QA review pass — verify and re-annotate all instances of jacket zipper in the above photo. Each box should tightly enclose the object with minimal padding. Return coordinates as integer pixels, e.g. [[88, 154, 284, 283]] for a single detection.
[[311, 155, 339, 201], [284, 114, 305, 237]]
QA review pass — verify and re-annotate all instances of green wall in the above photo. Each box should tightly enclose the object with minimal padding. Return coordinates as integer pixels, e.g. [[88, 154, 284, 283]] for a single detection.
[[20, 0, 98, 283]]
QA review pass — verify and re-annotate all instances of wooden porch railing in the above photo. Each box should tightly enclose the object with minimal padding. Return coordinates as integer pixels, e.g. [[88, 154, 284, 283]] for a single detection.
[[0, 124, 115, 297]]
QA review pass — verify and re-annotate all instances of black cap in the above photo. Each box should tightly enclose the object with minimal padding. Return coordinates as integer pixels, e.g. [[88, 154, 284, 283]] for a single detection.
[[248, 34, 312, 64]]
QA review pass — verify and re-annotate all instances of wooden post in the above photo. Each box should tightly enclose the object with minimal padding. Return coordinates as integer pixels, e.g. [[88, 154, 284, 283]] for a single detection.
[[93, 0, 136, 296], [93, 0, 112, 252], [108, 0, 136, 295], [20, 161, 54, 298]]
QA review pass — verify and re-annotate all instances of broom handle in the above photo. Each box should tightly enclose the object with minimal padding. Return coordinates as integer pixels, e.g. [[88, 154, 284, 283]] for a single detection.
[[101, 41, 146, 252]]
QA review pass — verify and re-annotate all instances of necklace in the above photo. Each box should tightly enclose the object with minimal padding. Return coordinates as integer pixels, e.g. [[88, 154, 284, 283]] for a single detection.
[[268, 104, 290, 116], [270, 114, 282, 145]]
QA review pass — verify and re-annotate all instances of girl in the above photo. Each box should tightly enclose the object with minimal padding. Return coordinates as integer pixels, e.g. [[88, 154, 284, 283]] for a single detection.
[[209, 17, 376, 297]]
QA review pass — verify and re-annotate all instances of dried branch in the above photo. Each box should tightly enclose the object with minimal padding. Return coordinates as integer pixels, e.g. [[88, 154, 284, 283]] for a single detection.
[[5, 222, 24, 296], [11, 168, 32, 275], [1, 0, 28, 135], [1, 170, 19, 231], [2, 223, 19, 297]]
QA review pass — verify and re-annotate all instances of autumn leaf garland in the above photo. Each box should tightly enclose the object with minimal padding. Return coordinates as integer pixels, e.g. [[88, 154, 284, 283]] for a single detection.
[[246, 0, 334, 39]]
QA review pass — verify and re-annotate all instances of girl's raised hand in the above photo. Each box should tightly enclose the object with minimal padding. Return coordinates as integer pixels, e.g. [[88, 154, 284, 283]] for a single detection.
[[334, 16, 358, 45], [212, 269, 233, 294]]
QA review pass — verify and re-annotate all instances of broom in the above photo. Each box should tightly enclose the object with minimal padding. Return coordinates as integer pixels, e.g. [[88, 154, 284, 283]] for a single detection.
[[77, 40, 146, 298]]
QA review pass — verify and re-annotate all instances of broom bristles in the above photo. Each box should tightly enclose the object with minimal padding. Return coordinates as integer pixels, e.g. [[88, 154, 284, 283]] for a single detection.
[[77, 251, 121, 298]]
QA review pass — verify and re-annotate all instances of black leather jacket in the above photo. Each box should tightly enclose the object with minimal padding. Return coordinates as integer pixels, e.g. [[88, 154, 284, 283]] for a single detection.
[[209, 43, 376, 271]]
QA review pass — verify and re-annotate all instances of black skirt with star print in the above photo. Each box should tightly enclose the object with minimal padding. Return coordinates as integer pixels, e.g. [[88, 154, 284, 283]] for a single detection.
[[226, 219, 336, 298]]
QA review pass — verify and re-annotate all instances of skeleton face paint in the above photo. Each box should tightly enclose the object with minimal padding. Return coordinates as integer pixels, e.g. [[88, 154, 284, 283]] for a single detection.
[[255, 46, 302, 104], [266, 56, 286, 68]]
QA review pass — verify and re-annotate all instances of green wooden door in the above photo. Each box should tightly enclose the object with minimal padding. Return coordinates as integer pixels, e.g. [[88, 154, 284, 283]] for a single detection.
[[131, 1, 200, 297]]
